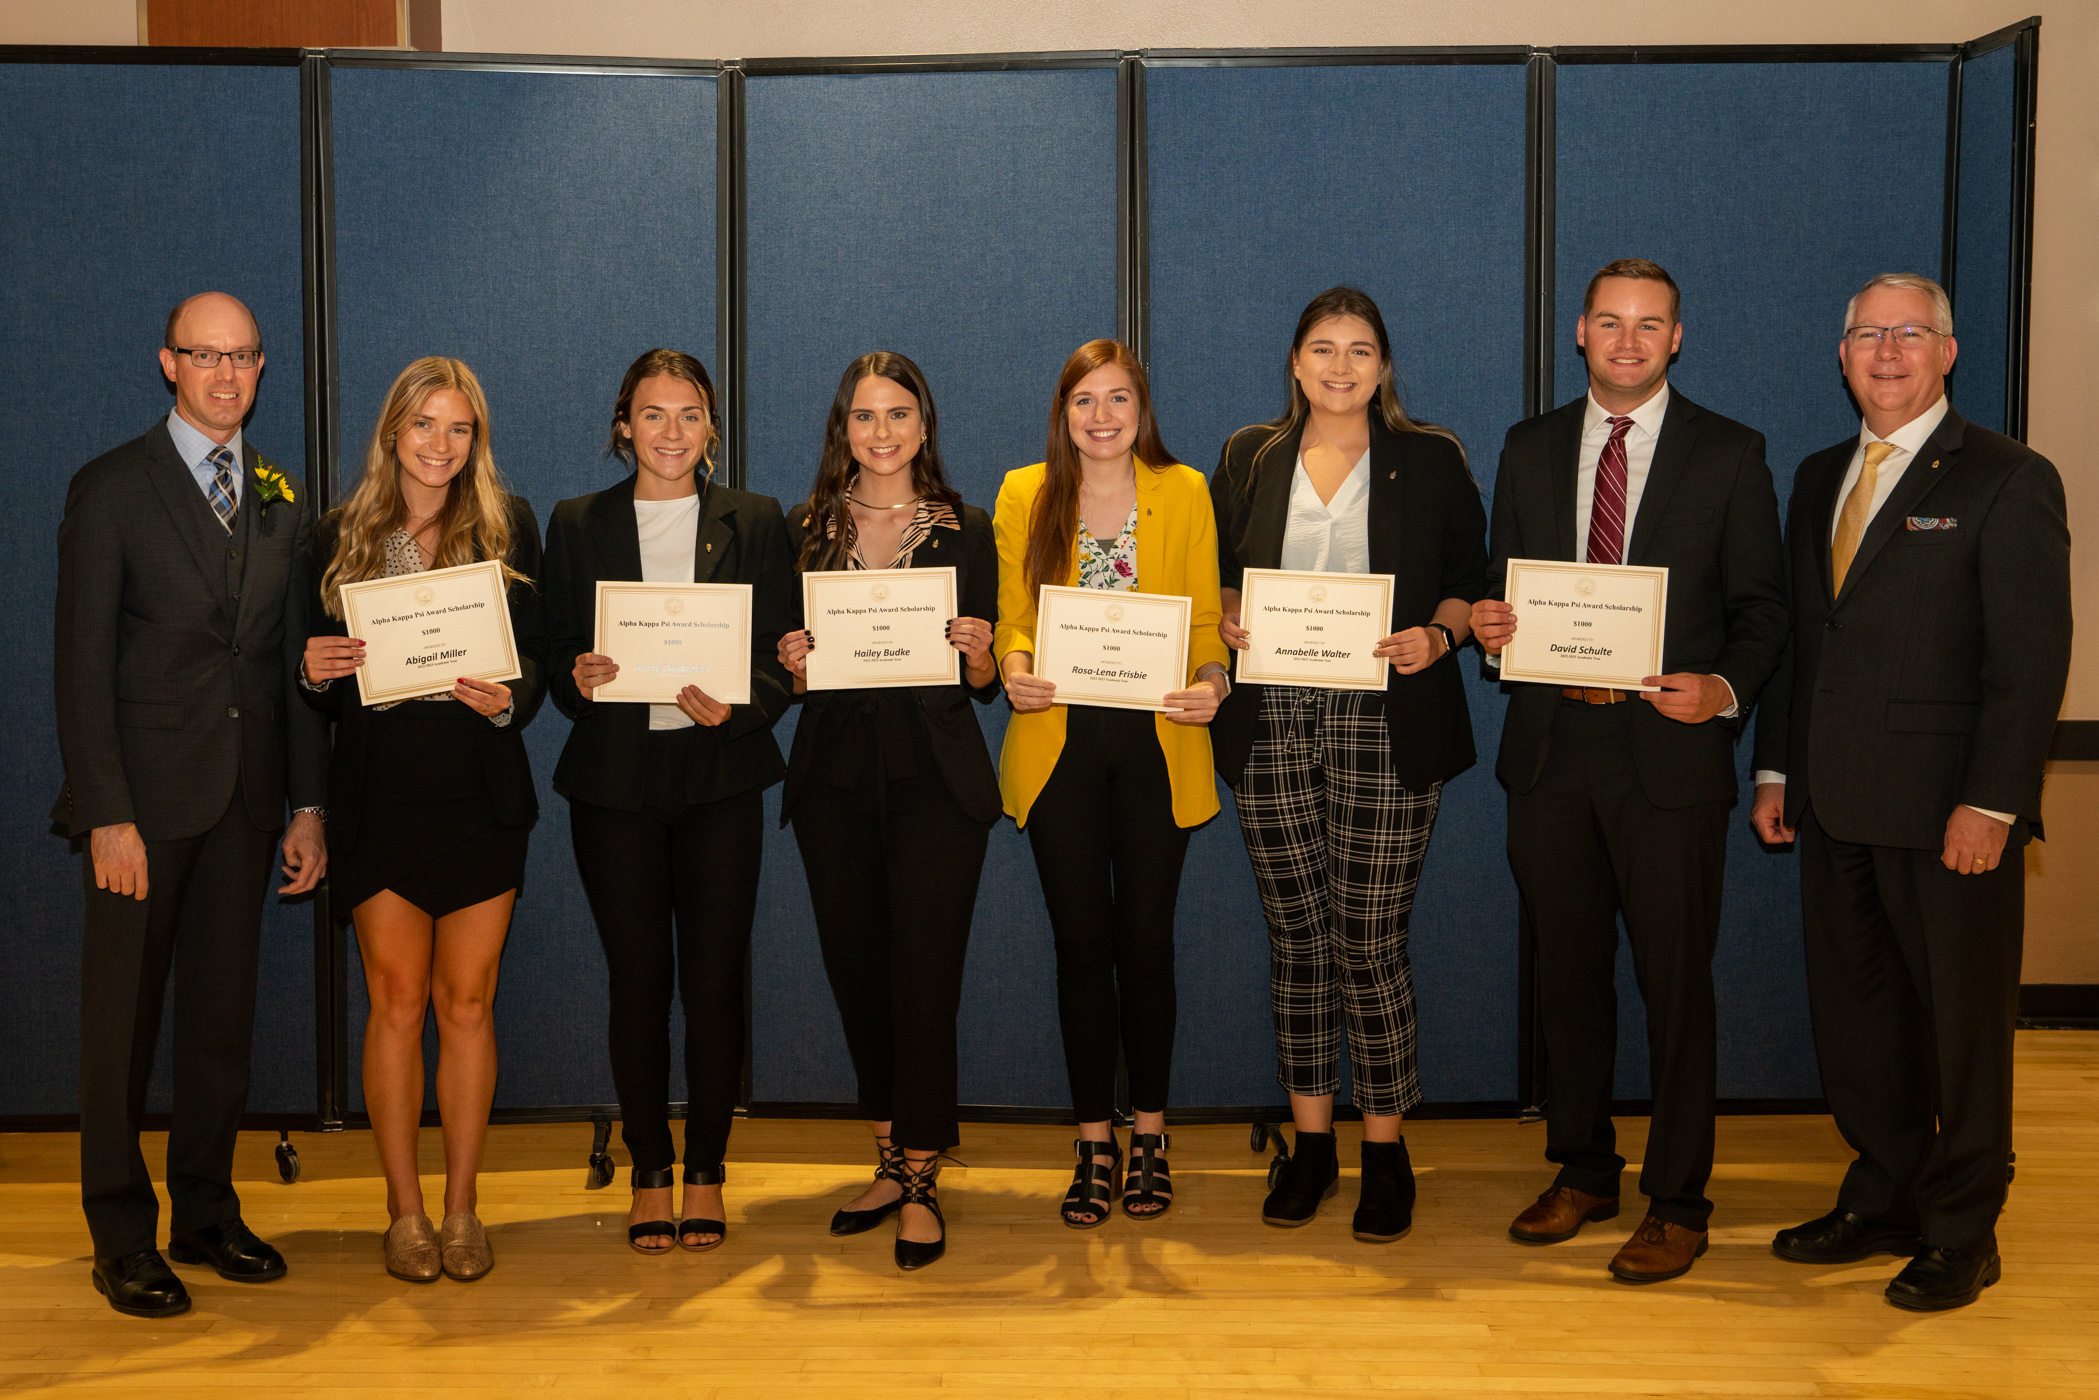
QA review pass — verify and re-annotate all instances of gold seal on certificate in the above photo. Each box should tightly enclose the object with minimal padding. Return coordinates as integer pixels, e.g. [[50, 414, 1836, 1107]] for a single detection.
[[591, 581, 753, 704], [1033, 585, 1192, 712], [803, 566, 959, 691], [1235, 567, 1394, 691], [338, 559, 523, 706], [1498, 558, 1668, 690]]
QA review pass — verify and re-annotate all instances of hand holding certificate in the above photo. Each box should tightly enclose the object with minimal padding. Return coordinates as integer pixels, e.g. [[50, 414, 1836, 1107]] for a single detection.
[[1496, 558, 1668, 690], [802, 567, 959, 691], [337, 559, 523, 707], [1233, 568, 1395, 690], [1032, 585, 1192, 712], [590, 582, 753, 705]]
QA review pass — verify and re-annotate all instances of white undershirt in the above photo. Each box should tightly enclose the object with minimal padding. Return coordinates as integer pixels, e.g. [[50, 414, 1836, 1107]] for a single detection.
[[1279, 450, 1371, 575], [636, 495, 701, 730]]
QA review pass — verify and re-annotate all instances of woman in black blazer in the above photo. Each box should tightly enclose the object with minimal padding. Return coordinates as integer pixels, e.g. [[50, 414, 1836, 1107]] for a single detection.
[[301, 356, 545, 1284], [1210, 287, 1488, 1243], [775, 352, 1000, 1271], [540, 348, 796, 1256]]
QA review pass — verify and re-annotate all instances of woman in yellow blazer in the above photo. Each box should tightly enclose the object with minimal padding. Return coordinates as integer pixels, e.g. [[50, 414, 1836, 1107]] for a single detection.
[[994, 338, 1230, 1228]]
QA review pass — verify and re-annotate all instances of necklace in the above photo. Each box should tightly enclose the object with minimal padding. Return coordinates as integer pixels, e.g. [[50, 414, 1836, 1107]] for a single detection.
[[849, 494, 919, 511]]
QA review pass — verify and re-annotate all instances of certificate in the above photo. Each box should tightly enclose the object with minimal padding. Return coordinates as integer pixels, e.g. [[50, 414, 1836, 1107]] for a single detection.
[[591, 581, 752, 705], [802, 566, 959, 691], [338, 559, 522, 706], [1498, 558, 1668, 691], [1234, 567, 1394, 691], [1034, 585, 1191, 712]]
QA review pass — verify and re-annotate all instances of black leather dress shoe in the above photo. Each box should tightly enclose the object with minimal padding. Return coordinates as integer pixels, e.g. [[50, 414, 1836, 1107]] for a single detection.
[[1771, 1208, 1921, 1264], [167, 1219, 287, 1282], [91, 1249, 192, 1318], [1886, 1246, 2002, 1312]]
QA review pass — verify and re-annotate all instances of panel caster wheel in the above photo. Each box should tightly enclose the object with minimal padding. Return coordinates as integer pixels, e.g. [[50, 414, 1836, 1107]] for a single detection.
[[1250, 1122, 1270, 1153], [275, 1131, 301, 1184], [585, 1116, 615, 1190]]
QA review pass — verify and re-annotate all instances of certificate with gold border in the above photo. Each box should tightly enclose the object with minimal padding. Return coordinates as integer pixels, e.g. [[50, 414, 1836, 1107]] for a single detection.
[[1234, 567, 1394, 691], [592, 581, 753, 705], [1033, 585, 1191, 712], [339, 559, 522, 706], [1498, 558, 1668, 691], [803, 567, 959, 691]]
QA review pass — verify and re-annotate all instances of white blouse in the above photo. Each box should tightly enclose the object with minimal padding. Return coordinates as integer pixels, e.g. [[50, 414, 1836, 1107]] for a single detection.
[[1278, 449, 1371, 575], [635, 494, 702, 730]]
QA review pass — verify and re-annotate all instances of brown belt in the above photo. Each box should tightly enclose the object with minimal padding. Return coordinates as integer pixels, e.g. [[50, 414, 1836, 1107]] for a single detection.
[[1562, 687, 1631, 705]]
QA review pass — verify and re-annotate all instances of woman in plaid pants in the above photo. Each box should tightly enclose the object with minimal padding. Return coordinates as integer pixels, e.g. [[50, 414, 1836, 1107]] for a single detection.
[[1210, 287, 1489, 1242]]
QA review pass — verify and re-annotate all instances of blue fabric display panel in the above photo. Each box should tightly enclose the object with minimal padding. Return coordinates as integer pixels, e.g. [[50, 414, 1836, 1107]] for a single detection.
[[330, 64, 717, 1111], [0, 62, 312, 1116], [1555, 61, 1948, 1099], [1146, 63, 1530, 1105], [742, 69, 1119, 1108], [1954, 44, 2015, 435]]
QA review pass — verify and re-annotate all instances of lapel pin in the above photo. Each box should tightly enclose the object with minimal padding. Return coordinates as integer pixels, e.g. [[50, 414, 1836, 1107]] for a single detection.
[[1930, 459, 1939, 469], [1389, 471, 1396, 479], [706, 541, 713, 552]]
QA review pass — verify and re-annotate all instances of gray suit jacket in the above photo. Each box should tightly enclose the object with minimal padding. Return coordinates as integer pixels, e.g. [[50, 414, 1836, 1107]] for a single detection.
[[53, 419, 329, 841]]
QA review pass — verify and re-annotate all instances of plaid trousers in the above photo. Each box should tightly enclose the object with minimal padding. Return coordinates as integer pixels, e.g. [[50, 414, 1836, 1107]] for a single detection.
[[1235, 686, 1441, 1116]]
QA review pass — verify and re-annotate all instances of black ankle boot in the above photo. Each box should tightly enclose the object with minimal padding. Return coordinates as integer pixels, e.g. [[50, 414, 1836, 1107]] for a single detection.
[[1261, 1129, 1339, 1227], [1353, 1138, 1416, 1243]]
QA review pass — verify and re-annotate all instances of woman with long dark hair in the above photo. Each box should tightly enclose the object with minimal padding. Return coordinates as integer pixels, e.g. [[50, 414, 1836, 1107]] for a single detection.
[[994, 339, 1230, 1228], [774, 352, 1000, 1271], [1210, 286, 1487, 1242], [540, 348, 796, 1256]]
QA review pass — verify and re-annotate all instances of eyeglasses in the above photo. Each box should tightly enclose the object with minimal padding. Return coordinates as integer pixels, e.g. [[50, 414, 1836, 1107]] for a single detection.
[[168, 347, 262, 369], [1843, 325, 1946, 348]]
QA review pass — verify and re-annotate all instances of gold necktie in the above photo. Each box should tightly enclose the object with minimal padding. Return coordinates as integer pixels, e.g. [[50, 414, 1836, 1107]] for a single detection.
[[1831, 441, 1899, 593]]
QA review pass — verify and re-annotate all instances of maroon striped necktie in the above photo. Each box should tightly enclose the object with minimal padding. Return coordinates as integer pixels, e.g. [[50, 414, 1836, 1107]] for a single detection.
[[1585, 416, 1635, 565]]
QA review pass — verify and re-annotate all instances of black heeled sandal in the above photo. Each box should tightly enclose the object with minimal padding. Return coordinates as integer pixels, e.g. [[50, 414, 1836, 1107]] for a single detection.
[[678, 1164, 727, 1252], [626, 1167, 677, 1255], [1061, 1136, 1121, 1230], [831, 1137, 905, 1237], [893, 1156, 946, 1271], [1122, 1132, 1173, 1220]]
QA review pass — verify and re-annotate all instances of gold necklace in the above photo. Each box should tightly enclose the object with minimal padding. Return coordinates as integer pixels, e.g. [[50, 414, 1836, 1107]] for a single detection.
[[849, 494, 919, 511]]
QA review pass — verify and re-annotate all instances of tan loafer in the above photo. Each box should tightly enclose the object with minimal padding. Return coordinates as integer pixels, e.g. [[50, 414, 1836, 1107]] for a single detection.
[[1509, 1186, 1619, 1243], [439, 1212, 494, 1281], [383, 1213, 440, 1282], [1609, 1214, 1709, 1283]]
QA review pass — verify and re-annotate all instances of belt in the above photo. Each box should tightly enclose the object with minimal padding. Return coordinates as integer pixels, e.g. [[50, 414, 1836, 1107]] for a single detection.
[[1561, 687, 1631, 705]]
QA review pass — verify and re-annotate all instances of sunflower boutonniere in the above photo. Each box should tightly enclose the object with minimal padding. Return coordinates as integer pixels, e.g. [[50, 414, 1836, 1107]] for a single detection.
[[252, 457, 297, 512]]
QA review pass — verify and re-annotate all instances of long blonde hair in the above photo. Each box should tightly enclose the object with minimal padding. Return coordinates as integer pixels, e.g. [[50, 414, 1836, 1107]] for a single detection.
[[320, 356, 524, 618]]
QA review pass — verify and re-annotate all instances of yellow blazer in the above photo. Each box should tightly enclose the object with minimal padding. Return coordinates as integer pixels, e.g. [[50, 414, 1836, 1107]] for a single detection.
[[993, 460, 1230, 828]]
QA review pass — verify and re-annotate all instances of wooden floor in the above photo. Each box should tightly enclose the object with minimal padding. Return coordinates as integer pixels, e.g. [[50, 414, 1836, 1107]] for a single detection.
[[3, 1031, 2094, 1399]]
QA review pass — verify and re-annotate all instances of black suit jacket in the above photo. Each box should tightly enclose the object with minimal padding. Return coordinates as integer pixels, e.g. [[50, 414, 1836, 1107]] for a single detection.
[[54, 419, 328, 841], [302, 494, 546, 855], [1485, 390, 1789, 809], [1751, 406, 2071, 850], [543, 474, 795, 811], [780, 502, 1003, 826], [1210, 414, 1490, 790]]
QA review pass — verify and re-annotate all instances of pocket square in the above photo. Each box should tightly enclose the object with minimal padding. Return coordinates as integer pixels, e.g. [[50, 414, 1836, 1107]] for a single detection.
[[1905, 517, 1957, 531]]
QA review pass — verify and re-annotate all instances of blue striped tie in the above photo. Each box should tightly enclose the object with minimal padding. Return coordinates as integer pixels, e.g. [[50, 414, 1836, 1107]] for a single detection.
[[205, 446, 238, 532]]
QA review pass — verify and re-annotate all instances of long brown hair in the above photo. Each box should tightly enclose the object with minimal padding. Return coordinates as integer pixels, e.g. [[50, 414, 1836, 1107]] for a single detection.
[[320, 356, 524, 618], [1235, 286, 1464, 486], [1023, 339, 1178, 601], [797, 352, 962, 571], [606, 347, 719, 474]]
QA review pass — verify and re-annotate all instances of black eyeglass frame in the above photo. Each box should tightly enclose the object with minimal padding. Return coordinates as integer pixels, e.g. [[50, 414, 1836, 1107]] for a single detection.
[[166, 346, 266, 368]]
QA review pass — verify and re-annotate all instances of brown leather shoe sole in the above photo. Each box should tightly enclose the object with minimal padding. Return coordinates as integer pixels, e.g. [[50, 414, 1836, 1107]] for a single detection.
[[1509, 1196, 1620, 1244], [1610, 1232, 1709, 1283]]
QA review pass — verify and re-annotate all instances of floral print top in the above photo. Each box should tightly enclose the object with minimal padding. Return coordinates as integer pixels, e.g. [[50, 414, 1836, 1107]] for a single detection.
[[1077, 504, 1138, 591]]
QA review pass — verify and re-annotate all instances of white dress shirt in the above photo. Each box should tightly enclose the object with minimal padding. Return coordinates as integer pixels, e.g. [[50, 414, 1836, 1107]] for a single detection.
[[166, 408, 243, 510], [1278, 450, 1371, 575], [635, 494, 702, 730], [1575, 383, 1670, 563]]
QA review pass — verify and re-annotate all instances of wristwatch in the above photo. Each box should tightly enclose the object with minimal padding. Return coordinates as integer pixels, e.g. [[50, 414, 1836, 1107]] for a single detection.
[[1428, 622, 1457, 658]]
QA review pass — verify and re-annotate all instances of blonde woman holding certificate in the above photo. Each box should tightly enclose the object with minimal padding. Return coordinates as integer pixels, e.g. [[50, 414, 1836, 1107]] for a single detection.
[[1210, 288, 1487, 1243], [994, 339, 1230, 1228], [300, 357, 545, 1283]]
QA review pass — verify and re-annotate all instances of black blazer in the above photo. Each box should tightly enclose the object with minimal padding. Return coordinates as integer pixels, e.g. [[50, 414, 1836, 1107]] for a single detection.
[[1751, 407, 2071, 850], [780, 503, 1003, 826], [1485, 390, 1789, 809], [543, 474, 796, 810], [302, 494, 547, 856], [54, 420, 328, 841], [1210, 414, 1490, 790]]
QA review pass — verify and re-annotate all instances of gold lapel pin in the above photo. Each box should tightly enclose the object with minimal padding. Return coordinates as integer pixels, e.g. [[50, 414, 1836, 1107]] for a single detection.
[[1930, 459, 1940, 469], [706, 541, 713, 552]]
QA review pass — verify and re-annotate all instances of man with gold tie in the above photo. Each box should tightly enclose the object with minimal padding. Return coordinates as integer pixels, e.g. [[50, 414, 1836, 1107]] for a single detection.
[[1752, 272, 2071, 1311]]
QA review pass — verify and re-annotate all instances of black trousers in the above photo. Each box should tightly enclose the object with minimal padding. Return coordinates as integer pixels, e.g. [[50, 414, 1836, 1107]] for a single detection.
[[1025, 705, 1191, 1123], [791, 719, 989, 1152], [79, 785, 279, 1256], [1506, 701, 1727, 1231], [568, 733, 764, 1173], [1798, 805, 2023, 1252]]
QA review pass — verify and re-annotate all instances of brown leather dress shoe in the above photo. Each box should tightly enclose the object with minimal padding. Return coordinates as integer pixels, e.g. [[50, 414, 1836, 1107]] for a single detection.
[[1609, 1214, 1709, 1283], [1509, 1186, 1620, 1243]]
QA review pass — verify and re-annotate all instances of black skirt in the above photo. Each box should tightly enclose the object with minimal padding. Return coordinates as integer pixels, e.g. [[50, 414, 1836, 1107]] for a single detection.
[[329, 700, 532, 919]]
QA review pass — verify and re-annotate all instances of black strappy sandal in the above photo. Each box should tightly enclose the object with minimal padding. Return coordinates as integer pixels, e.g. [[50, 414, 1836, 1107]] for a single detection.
[[893, 1156, 946, 1271], [1061, 1136, 1121, 1230], [626, 1166, 678, 1254], [678, 1164, 727, 1252], [831, 1137, 905, 1237], [1122, 1132, 1174, 1221]]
